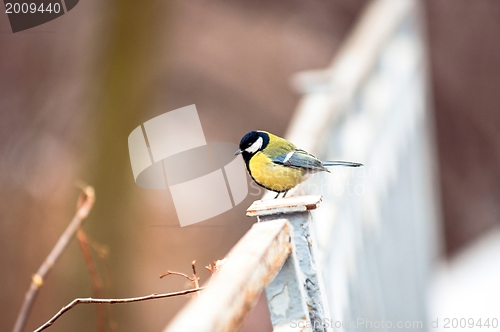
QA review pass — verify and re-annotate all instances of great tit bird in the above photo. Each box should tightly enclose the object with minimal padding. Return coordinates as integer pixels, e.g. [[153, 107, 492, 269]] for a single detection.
[[235, 130, 362, 198]]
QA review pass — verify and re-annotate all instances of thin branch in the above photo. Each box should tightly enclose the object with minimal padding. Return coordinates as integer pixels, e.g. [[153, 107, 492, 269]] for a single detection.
[[34, 287, 205, 332], [160, 261, 201, 297], [206, 258, 227, 274], [13, 185, 95, 332], [159, 271, 195, 281], [77, 228, 106, 332], [191, 261, 200, 297], [159, 261, 201, 285], [87, 238, 114, 299]]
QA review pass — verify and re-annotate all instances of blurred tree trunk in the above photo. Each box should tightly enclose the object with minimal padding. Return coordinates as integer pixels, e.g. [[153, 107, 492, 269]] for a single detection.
[[84, 0, 171, 329]]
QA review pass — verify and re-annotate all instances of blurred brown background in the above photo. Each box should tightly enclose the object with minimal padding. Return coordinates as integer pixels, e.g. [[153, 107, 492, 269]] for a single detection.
[[0, 0, 499, 331], [424, 0, 500, 255]]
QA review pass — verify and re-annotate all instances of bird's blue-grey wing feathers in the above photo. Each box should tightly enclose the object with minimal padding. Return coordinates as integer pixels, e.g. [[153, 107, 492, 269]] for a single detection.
[[272, 150, 328, 172]]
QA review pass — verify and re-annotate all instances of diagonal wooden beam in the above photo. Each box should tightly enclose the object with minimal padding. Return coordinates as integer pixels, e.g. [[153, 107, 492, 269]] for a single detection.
[[164, 219, 292, 332]]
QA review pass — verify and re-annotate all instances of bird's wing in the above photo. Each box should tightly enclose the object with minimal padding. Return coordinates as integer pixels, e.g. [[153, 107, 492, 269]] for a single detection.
[[272, 149, 328, 172]]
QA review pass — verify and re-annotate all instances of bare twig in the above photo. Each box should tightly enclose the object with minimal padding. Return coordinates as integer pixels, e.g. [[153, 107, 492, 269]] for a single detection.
[[160, 262, 202, 299], [159, 271, 195, 281], [205, 258, 227, 274], [206, 261, 217, 274], [86, 239, 114, 298], [160, 261, 201, 296], [13, 185, 95, 332], [191, 261, 200, 297], [34, 288, 204, 332], [77, 228, 106, 332]]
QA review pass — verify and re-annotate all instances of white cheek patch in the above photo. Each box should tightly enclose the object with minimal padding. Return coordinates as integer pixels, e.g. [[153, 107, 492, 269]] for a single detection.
[[245, 137, 263, 153]]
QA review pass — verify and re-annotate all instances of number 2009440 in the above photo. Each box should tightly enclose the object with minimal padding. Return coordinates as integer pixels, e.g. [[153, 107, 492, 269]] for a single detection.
[[5, 3, 61, 14], [443, 318, 498, 329]]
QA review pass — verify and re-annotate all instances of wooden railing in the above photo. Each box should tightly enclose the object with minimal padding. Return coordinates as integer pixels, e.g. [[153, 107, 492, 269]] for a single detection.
[[164, 216, 291, 332], [165, 196, 327, 332]]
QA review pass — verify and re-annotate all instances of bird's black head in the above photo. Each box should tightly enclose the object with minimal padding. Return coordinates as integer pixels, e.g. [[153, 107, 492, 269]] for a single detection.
[[235, 131, 270, 157]]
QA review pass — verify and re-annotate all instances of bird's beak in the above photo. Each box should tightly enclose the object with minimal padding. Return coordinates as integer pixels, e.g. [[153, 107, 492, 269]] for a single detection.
[[234, 149, 242, 156]]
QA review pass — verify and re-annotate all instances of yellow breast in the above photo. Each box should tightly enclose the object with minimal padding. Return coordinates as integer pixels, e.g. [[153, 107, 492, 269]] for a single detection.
[[248, 152, 306, 192]]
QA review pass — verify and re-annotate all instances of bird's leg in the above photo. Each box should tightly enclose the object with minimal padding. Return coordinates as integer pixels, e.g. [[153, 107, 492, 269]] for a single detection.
[[282, 191, 288, 198], [274, 192, 280, 199]]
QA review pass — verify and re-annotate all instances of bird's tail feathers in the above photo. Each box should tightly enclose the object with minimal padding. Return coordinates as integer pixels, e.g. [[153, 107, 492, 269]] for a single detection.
[[322, 161, 363, 167]]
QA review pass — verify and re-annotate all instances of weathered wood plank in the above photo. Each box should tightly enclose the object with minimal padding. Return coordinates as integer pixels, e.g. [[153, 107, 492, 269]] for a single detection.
[[164, 219, 293, 332], [246, 195, 322, 218]]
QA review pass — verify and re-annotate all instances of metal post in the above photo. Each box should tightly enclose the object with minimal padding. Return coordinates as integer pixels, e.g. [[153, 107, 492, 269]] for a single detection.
[[247, 195, 331, 332]]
